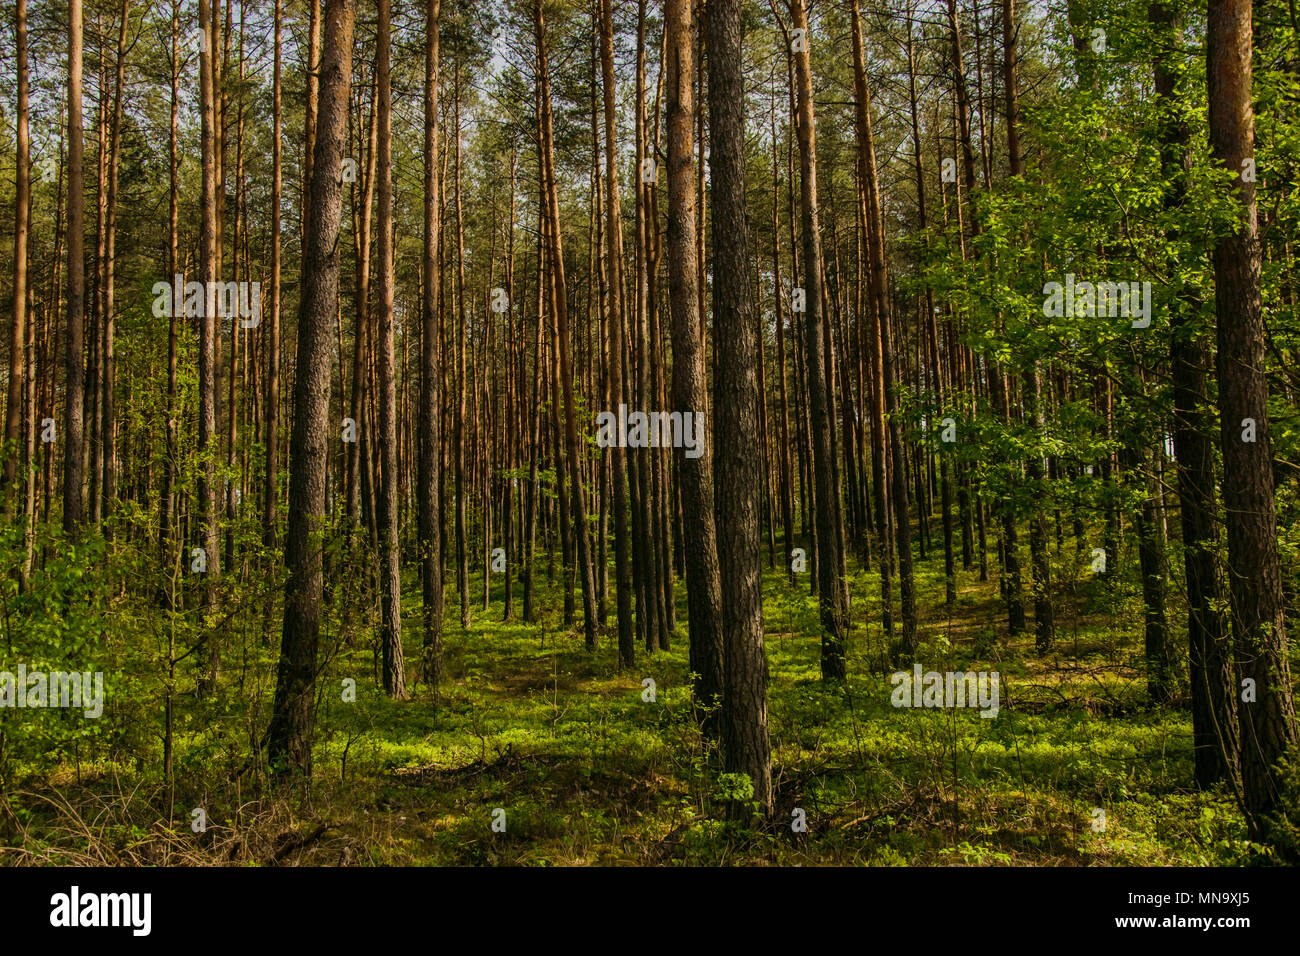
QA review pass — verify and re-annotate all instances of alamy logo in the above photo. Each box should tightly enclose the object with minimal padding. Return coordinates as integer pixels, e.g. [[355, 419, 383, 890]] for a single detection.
[[152, 274, 262, 328], [595, 403, 703, 459], [50, 886, 151, 936], [0, 665, 103, 718], [1042, 273, 1152, 328], [890, 664, 1000, 718]]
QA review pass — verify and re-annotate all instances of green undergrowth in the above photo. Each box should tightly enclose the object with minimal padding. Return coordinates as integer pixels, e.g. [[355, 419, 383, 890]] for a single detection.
[[0, 525, 1276, 866]]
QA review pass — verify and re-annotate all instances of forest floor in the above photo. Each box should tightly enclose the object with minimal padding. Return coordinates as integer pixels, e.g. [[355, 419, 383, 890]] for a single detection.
[[1, 530, 1269, 866]]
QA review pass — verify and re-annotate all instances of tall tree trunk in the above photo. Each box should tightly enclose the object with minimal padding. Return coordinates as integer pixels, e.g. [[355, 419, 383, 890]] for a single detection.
[[101, 0, 129, 527], [949, 0, 1019, 630], [420, 0, 445, 686], [852, 0, 916, 655], [63, 0, 86, 534], [798, 0, 851, 678], [536, 0, 598, 650], [376, 0, 407, 699], [1208, 0, 1298, 837], [905, 10, 955, 606], [709, 0, 772, 812], [453, 60, 470, 630], [263, 0, 283, 590], [160, 1, 181, 593], [633, 0, 662, 653], [1004, 0, 1052, 651], [666, 0, 724, 734], [267, 0, 354, 776], [1152, 0, 1238, 787], [5, 0, 31, 507], [302, 0, 321, 252], [599, 0, 635, 668], [88, 27, 105, 529], [770, 90, 796, 588], [348, 78, 379, 528], [198, 0, 222, 683]]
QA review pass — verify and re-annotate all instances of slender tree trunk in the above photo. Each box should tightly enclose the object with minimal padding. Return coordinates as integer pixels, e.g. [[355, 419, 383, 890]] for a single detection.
[[302, 0, 321, 252], [599, 0, 635, 668], [63, 0, 86, 535], [536, 0, 598, 650], [633, 0, 662, 653], [1132, 440, 1172, 701], [1004, 0, 1052, 651], [100, 0, 130, 528], [523, 217, 543, 623], [348, 78, 379, 528], [5, 0, 32, 507], [375, 0, 406, 699], [797, 0, 851, 678], [906, 11, 954, 607], [160, 2, 182, 585], [198, 0, 223, 687], [770, 91, 796, 588], [263, 0, 283, 590], [420, 0, 445, 686], [852, 0, 916, 655], [1152, 0, 1238, 787], [453, 61, 470, 630]]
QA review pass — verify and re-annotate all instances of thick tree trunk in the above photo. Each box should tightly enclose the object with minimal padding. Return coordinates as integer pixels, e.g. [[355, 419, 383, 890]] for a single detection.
[[666, 0, 724, 735], [1208, 0, 1298, 836], [267, 0, 354, 776], [709, 0, 772, 812]]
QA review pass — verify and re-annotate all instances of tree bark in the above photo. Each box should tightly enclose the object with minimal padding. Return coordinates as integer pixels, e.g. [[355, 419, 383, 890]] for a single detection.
[[376, 0, 407, 699], [263, 0, 283, 587], [666, 0, 724, 734], [1152, 0, 1238, 787], [5, 0, 31, 505], [63, 0, 86, 534], [598, 0, 635, 668], [267, 0, 354, 776], [420, 0, 445, 686], [536, 0, 599, 650], [709, 0, 772, 812], [1208, 0, 1298, 836], [797, 0, 851, 677]]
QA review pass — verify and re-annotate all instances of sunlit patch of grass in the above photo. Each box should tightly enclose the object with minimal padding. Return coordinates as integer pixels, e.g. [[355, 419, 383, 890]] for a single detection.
[[0, 529, 1261, 866]]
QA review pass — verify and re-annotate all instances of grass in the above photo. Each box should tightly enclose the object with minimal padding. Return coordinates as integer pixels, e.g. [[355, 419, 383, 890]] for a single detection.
[[0, 525, 1271, 866]]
